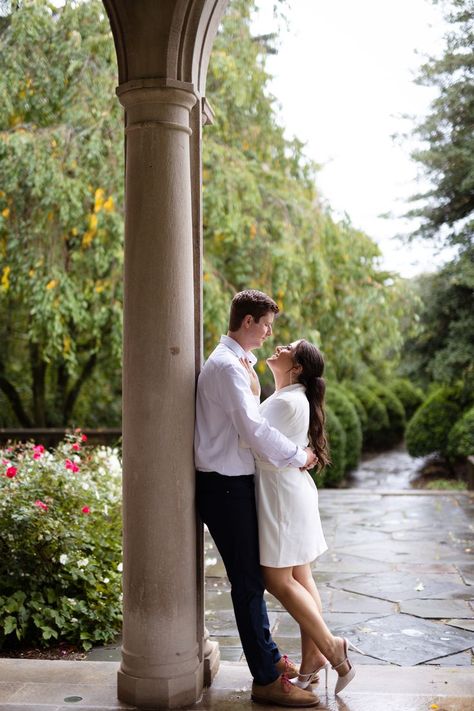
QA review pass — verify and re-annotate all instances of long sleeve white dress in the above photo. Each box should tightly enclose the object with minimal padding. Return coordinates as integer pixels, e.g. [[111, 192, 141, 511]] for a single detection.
[[255, 383, 327, 568]]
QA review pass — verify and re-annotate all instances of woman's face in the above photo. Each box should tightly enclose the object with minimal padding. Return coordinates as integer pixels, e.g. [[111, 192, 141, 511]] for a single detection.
[[266, 340, 302, 376]]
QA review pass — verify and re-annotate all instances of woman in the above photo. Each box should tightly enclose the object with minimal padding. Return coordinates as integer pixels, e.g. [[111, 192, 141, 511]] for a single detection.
[[241, 339, 362, 695]]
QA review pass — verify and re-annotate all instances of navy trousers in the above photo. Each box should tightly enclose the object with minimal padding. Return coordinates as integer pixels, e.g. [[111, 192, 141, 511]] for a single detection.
[[196, 470, 280, 685]]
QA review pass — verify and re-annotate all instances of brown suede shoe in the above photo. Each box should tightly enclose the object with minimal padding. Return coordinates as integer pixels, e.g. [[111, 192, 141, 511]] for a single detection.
[[275, 654, 299, 680], [251, 675, 319, 707]]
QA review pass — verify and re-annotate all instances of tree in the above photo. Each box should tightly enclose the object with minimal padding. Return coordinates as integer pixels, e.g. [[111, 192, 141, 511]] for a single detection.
[[401, 251, 474, 388], [203, 0, 413, 386], [0, 0, 415, 427], [407, 0, 474, 254], [0, 0, 123, 426]]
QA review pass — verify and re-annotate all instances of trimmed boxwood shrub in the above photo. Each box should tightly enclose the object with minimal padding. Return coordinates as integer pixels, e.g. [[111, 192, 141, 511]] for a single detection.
[[0, 431, 122, 651], [344, 382, 389, 449], [339, 385, 367, 429], [317, 407, 346, 488], [405, 387, 463, 458], [326, 386, 362, 472], [389, 378, 424, 420], [447, 406, 474, 460], [371, 384, 406, 447]]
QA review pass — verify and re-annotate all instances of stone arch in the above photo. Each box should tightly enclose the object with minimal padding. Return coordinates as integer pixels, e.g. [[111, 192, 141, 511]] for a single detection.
[[101, 1, 228, 708], [102, 0, 227, 95]]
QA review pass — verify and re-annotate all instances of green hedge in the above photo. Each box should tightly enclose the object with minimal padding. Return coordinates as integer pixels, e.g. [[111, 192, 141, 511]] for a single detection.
[[317, 407, 346, 487], [447, 406, 474, 460], [389, 378, 424, 420], [344, 382, 389, 448], [326, 386, 362, 471], [371, 384, 406, 447], [339, 386, 367, 429], [405, 387, 463, 458], [0, 432, 122, 650]]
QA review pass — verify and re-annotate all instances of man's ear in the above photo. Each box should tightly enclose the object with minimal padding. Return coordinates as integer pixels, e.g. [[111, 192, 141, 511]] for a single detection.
[[243, 314, 253, 329]]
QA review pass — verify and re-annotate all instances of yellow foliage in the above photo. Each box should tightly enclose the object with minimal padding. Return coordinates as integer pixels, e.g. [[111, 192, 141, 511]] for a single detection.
[[277, 298, 284, 311], [71, 227, 78, 236], [203, 272, 211, 282], [1, 266, 11, 292], [2, 207, 10, 219], [46, 279, 58, 290], [249, 224, 257, 238], [256, 361, 266, 375], [94, 188, 105, 212], [9, 115, 23, 127], [82, 231, 94, 248], [63, 335, 71, 354], [50, 139, 57, 149], [103, 196, 114, 212], [95, 281, 106, 293], [29, 269, 35, 278], [88, 213, 98, 232], [18, 90, 26, 100], [47, 211, 54, 222]]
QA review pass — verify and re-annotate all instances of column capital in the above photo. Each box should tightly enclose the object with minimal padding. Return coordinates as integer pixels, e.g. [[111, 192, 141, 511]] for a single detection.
[[117, 78, 198, 109], [117, 79, 198, 136]]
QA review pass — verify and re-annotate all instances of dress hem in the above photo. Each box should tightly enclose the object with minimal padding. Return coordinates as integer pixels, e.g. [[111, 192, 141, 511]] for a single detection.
[[259, 546, 328, 569]]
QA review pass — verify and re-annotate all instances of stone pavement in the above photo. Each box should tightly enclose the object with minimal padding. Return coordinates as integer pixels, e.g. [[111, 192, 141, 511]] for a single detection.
[[1, 489, 473, 709], [205, 490, 474, 667], [0, 658, 473, 710]]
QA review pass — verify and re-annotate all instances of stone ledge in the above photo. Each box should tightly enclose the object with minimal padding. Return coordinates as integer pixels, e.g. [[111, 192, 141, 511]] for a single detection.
[[1, 659, 473, 710]]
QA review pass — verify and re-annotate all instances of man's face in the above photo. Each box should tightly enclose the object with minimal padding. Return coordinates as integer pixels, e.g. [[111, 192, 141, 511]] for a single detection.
[[246, 311, 275, 349]]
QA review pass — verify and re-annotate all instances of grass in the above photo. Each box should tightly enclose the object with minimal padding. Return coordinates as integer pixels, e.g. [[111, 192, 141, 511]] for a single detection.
[[424, 478, 468, 491]]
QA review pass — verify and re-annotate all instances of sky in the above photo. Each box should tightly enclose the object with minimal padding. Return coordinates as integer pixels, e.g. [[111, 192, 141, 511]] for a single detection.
[[252, 0, 458, 277]]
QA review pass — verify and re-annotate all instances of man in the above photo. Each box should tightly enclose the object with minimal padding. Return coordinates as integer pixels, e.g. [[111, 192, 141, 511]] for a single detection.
[[195, 290, 318, 708]]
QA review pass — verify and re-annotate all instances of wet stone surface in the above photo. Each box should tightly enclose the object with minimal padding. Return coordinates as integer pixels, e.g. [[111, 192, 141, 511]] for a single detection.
[[205, 489, 474, 667]]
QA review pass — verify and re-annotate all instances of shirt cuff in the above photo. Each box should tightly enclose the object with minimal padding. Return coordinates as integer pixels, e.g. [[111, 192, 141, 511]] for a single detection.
[[291, 446, 307, 468]]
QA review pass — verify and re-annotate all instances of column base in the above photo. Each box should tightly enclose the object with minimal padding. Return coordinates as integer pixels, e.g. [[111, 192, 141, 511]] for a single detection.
[[203, 638, 220, 687], [117, 665, 203, 709]]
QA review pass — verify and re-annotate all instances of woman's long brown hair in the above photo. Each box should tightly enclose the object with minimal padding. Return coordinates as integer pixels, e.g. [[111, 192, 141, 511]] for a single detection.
[[294, 340, 331, 471]]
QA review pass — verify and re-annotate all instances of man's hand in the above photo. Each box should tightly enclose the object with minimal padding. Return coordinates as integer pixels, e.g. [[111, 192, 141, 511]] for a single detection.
[[301, 447, 317, 470], [239, 357, 261, 397]]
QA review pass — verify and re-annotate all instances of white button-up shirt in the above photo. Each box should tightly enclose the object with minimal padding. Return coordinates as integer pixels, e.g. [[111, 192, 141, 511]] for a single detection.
[[194, 335, 307, 476]]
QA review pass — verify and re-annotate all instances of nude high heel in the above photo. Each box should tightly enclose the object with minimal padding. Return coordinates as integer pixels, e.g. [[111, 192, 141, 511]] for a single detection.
[[332, 638, 364, 695], [292, 661, 330, 690]]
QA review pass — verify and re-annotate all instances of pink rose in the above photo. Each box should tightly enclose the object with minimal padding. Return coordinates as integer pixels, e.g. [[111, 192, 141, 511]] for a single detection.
[[72, 443, 80, 452], [6, 466, 17, 478], [81, 434, 88, 442], [81, 506, 91, 514], [33, 445, 45, 460], [65, 459, 80, 473], [34, 500, 48, 511]]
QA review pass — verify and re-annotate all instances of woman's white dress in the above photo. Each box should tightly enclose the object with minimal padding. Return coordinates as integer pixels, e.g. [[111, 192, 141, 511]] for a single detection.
[[255, 383, 327, 568]]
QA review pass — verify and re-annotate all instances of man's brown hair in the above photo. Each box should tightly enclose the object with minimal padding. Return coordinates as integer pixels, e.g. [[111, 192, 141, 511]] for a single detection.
[[228, 290, 279, 331]]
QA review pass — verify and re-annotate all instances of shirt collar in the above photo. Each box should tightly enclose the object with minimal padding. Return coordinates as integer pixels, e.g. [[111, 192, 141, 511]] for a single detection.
[[220, 335, 257, 366]]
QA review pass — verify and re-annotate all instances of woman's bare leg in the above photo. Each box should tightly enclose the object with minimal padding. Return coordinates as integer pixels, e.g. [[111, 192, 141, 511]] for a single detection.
[[262, 565, 349, 676], [293, 564, 327, 674]]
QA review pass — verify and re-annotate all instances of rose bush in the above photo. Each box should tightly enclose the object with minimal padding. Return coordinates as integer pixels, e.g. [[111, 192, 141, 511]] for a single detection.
[[0, 431, 122, 650]]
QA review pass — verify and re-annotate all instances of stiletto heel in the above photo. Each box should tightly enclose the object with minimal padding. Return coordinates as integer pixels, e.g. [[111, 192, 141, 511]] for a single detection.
[[348, 640, 364, 655], [292, 661, 330, 690], [332, 638, 364, 695]]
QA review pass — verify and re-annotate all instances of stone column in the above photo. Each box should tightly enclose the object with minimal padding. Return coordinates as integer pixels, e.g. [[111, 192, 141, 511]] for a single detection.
[[116, 79, 201, 709]]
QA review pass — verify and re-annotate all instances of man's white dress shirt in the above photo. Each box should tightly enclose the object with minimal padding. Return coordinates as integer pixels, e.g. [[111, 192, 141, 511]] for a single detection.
[[194, 335, 307, 476]]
